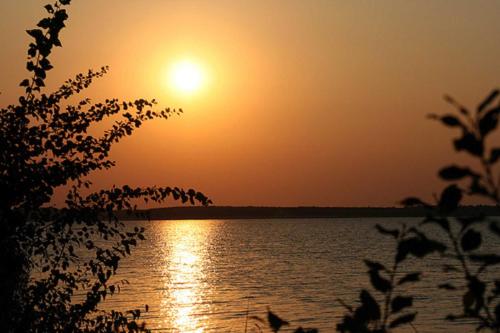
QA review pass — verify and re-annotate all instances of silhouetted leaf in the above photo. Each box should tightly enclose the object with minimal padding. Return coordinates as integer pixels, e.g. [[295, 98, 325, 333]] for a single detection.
[[439, 283, 457, 290], [428, 114, 463, 127], [467, 277, 486, 300], [479, 107, 499, 136], [439, 165, 477, 180], [397, 272, 421, 285], [44, 4, 54, 13], [397, 236, 446, 263], [477, 89, 499, 113], [364, 260, 386, 271], [490, 148, 500, 164], [37, 17, 51, 28], [461, 229, 481, 252], [469, 254, 500, 266], [463, 291, 475, 310], [454, 131, 484, 157], [470, 178, 490, 197], [26, 29, 45, 42], [443, 95, 470, 115], [389, 313, 416, 329], [369, 269, 392, 293], [267, 309, 289, 332], [400, 197, 429, 207], [396, 239, 412, 263], [375, 224, 399, 238], [40, 58, 53, 70], [294, 327, 318, 333], [490, 222, 500, 237], [438, 185, 462, 212], [420, 237, 447, 255], [391, 296, 413, 313], [360, 290, 381, 321]]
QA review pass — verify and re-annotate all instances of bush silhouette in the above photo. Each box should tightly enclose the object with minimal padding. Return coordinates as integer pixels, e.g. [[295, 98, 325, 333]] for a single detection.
[[259, 94, 500, 333], [336, 90, 500, 333], [0, 1, 209, 332]]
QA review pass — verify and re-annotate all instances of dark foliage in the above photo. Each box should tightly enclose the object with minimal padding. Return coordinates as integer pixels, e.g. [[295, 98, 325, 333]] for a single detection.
[[266, 90, 499, 333], [249, 308, 318, 333], [0, 1, 210, 332], [336, 224, 435, 333], [336, 89, 500, 332]]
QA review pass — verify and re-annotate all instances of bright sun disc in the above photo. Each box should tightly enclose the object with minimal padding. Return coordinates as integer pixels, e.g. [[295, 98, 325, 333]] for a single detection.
[[169, 61, 203, 94]]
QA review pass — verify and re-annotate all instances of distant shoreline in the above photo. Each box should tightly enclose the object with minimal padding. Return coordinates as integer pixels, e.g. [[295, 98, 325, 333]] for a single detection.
[[116, 205, 500, 220]]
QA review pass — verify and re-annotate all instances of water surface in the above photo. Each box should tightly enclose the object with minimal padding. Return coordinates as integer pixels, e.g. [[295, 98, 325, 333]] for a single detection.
[[99, 218, 499, 332]]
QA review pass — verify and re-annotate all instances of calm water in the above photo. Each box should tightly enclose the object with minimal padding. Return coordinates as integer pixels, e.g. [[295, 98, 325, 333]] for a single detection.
[[96, 218, 499, 332]]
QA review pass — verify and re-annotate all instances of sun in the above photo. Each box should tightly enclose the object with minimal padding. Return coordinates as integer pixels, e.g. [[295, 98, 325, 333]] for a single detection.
[[168, 60, 204, 94]]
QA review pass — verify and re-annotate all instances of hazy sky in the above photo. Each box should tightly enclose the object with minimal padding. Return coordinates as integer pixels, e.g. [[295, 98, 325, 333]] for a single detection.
[[1, 1, 499, 207]]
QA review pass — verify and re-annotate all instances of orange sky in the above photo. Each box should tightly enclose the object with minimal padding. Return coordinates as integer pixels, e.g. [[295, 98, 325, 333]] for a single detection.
[[1, 1, 499, 207]]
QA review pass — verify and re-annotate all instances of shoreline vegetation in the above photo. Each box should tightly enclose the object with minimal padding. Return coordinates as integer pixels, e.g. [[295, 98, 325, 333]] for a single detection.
[[115, 205, 500, 220]]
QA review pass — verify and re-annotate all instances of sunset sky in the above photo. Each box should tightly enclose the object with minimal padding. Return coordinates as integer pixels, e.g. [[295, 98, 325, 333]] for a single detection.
[[1, 1, 499, 207]]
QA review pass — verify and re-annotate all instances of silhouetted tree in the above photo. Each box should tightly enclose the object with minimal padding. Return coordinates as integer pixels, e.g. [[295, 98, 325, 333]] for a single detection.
[[0, 1, 210, 332], [337, 90, 500, 332]]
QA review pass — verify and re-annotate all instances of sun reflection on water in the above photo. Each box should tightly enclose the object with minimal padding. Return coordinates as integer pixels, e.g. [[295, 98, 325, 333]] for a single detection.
[[160, 221, 211, 333]]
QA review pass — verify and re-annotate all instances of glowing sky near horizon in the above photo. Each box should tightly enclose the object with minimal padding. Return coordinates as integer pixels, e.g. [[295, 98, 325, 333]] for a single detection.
[[0, 0, 499, 207]]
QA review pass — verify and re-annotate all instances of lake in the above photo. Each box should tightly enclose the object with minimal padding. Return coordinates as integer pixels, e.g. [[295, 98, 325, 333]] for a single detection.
[[98, 218, 499, 332]]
